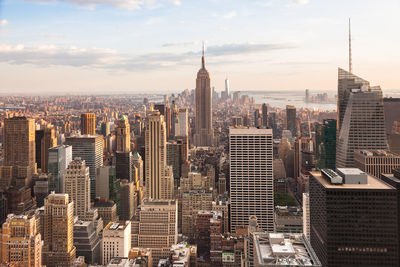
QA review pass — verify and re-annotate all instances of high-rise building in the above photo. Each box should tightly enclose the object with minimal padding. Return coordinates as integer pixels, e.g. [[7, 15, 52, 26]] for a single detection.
[[101, 121, 110, 137], [383, 97, 400, 135], [116, 151, 133, 181], [354, 149, 400, 178], [254, 109, 261, 127], [167, 141, 182, 185], [336, 68, 387, 167], [132, 152, 144, 188], [286, 105, 297, 138], [381, 169, 400, 267], [43, 192, 76, 267], [64, 158, 91, 218], [310, 168, 399, 266], [102, 221, 132, 265], [119, 179, 136, 221], [115, 116, 131, 153], [195, 210, 223, 264], [262, 103, 268, 127], [3, 116, 36, 183], [35, 129, 44, 170], [131, 199, 178, 265], [145, 111, 174, 200], [302, 193, 310, 241], [229, 128, 274, 233], [65, 135, 103, 199], [95, 166, 119, 203], [181, 189, 213, 239], [225, 77, 230, 97], [315, 119, 336, 170], [175, 108, 188, 137], [81, 113, 96, 135], [41, 124, 57, 173], [305, 89, 310, 103], [73, 220, 101, 265], [194, 47, 214, 147], [0, 213, 42, 267], [48, 145, 72, 193]]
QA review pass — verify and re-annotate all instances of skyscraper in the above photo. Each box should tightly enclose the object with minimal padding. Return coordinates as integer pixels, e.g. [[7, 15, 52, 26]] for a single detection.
[[41, 124, 57, 173], [119, 179, 136, 221], [131, 199, 178, 265], [310, 168, 399, 266], [81, 113, 96, 135], [3, 116, 36, 182], [0, 213, 42, 267], [262, 103, 268, 127], [194, 46, 214, 147], [43, 192, 76, 267], [225, 76, 230, 97], [64, 158, 91, 218], [115, 115, 131, 153], [286, 105, 297, 138], [65, 135, 103, 199], [336, 68, 387, 167], [175, 108, 188, 137], [48, 145, 72, 193], [145, 111, 174, 200], [315, 119, 336, 169], [229, 127, 274, 233]]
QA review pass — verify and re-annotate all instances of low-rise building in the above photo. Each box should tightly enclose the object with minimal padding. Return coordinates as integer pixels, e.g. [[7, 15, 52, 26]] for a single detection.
[[253, 233, 321, 267]]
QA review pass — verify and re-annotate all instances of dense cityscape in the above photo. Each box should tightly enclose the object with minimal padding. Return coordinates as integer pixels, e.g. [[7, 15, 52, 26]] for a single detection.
[[1, 1, 400, 267]]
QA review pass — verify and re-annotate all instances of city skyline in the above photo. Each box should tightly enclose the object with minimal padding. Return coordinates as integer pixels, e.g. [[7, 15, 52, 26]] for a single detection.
[[0, 0, 399, 94]]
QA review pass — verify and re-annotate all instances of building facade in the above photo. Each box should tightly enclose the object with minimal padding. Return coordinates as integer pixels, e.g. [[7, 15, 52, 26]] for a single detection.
[[0, 213, 42, 267], [354, 149, 400, 178], [310, 168, 399, 266], [145, 111, 174, 200], [43, 192, 76, 267], [81, 113, 96, 135], [336, 68, 387, 168], [65, 135, 103, 199], [229, 127, 274, 233]]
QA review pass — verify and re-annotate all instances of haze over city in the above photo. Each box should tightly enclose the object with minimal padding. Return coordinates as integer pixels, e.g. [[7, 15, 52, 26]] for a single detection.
[[0, 0, 399, 94]]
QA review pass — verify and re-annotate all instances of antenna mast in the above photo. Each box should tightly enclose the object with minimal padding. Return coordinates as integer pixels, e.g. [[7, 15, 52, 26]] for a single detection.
[[349, 18, 352, 73]]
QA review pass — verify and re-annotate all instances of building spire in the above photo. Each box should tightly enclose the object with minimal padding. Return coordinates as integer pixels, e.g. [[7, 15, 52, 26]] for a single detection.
[[202, 41, 205, 69], [349, 17, 352, 73]]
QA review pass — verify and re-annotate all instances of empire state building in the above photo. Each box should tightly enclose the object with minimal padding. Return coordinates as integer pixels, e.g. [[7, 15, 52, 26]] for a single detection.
[[194, 46, 214, 147]]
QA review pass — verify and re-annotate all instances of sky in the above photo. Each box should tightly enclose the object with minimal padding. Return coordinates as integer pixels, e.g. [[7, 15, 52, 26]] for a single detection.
[[0, 0, 399, 94]]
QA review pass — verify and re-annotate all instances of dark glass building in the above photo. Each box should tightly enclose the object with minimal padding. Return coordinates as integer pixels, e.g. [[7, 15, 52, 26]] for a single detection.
[[310, 168, 399, 267], [315, 119, 336, 169]]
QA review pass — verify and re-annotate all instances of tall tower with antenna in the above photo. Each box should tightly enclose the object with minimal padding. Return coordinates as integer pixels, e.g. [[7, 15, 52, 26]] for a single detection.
[[194, 42, 214, 147]]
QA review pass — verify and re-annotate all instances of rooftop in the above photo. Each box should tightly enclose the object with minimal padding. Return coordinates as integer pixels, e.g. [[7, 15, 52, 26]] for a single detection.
[[229, 127, 272, 135], [254, 232, 321, 266], [355, 149, 400, 157], [311, 170, 392, 190], [104, 221, 130, 231]]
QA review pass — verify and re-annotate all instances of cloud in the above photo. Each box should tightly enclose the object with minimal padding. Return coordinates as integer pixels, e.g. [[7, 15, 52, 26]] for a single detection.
[[0, 20, 8, 27], [24, 0, 181, 10], [0, 42, 294, 71], [0, 44, 118, 67], [162, 41, 199, 47], [205, 43, 294, 56], [288, 0, 310, 6], [222, 11, 237, 19]]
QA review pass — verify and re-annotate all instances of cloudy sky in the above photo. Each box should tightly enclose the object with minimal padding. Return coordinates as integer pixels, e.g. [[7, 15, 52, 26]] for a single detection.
[[0, 0, 399, 94]]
